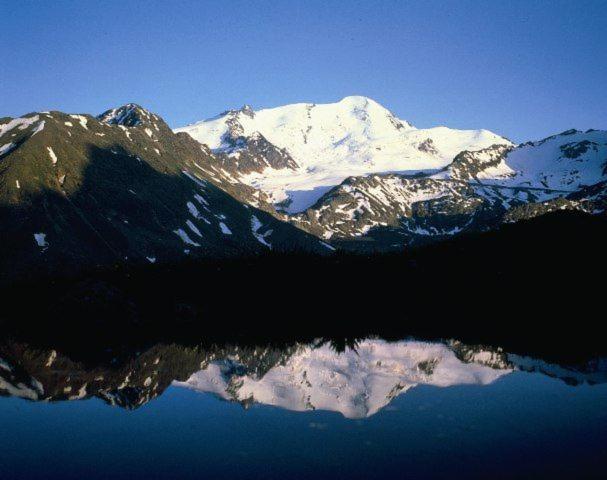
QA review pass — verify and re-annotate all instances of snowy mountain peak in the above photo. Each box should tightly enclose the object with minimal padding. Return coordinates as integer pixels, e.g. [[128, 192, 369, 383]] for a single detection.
[[176, 96, 512, 211], [218, 104, 256, 120], [174, 339, 513, 419], [334, 95, 409, 124], [438, 128, 607, 191], [332, 95, 415, 131], [338, 94, 374, 105], [239, 104, 255, 118]]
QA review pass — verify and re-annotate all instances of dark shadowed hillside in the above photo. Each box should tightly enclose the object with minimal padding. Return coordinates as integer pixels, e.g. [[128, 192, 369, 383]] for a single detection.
[[2, 210, 605, 364]]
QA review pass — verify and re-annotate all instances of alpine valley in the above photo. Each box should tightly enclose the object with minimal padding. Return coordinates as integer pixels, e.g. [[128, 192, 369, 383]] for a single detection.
[[2, 96, 606, 282]]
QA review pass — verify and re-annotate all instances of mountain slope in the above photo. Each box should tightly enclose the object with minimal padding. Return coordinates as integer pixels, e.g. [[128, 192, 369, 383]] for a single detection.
[[175, 338, 607, 418], [436, 129, 607, 190], [0, 341, 205, 408], [4, 337, 603, 412], [176, 96, 512, 211], [176, 339, 512, 418], [2, 100, 606, 271], [290, 174, 528, 243], [176, 97, 606, 250], [0, 106, 330, 282], [287, 129, 607, 249]]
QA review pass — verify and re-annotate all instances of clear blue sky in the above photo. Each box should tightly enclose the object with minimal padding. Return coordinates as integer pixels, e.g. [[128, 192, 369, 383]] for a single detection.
[[2, 0, 606, 142]]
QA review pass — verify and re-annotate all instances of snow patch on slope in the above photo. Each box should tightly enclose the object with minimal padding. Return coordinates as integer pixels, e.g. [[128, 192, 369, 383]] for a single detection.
[[434, 130, 607, 193], [69, 115, 89, 130], [47, 147, 58, 165], [173, 228, 200, 247], [0, 143, 16, 156], [251, 216, 271, 248], [493, 130, 607, 191], [34, 233, 49, 249], [0, 115, 40, 138], [219, 222, 232, 235]]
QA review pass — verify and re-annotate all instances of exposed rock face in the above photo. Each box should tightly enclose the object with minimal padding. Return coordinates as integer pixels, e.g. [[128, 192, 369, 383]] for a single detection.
[[441, 144, 515, 181], [185, 106, 300, 175], [216, 131, 299, 174], [97, 103, 161, 128], [417, 138, 440, 155], [288, 173, 552, 249]]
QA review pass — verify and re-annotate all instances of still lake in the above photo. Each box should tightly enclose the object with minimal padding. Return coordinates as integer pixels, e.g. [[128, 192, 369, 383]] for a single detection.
[[1, 338, 606, 479]]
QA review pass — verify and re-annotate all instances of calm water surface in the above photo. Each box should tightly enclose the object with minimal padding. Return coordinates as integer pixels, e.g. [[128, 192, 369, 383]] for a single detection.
[[1, 338, 606, 479]]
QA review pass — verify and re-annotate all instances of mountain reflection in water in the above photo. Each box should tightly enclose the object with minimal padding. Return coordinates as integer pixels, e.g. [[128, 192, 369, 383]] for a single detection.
[[1, 337, 605, 415]]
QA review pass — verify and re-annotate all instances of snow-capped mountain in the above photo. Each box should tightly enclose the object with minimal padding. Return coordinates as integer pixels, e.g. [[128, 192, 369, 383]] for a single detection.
[[436, 129, 607, 191], [0, 105, 330, 281], [286, 129, 607, 247], [290, 174, 529, 242], [175, 96, 606, 250], [176, 96, 512, 212], [1, 98, 606, 277], [174, 338, 607, 419], [97, 103, 160, 127], [4, 338, 604, 413], [175, 339, 512, 418]]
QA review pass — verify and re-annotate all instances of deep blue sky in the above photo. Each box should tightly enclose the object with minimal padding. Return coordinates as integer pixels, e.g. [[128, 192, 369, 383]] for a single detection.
[[2, 0, 606, 142]]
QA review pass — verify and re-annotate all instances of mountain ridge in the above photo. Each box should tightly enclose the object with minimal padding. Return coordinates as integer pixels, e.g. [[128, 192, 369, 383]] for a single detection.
[[2, 98, 606, 279], [3, 337, 604, 414], [177, 95, 605, 250], [288, 126, 607, 249], [175, 96, 513, 211], [0, 105, 330, 282]]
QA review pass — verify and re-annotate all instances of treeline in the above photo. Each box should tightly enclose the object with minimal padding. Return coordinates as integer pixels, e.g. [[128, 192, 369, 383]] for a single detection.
[[1, 210, 606, 364]]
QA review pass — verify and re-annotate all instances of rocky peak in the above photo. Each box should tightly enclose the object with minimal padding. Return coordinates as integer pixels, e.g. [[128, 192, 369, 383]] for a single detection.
[[239, 104, 255, 118], [444, 144, 514, 181], [418, 138, 439, 155], [218, 104, 256, 121], [97, 103, 161, 128]]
